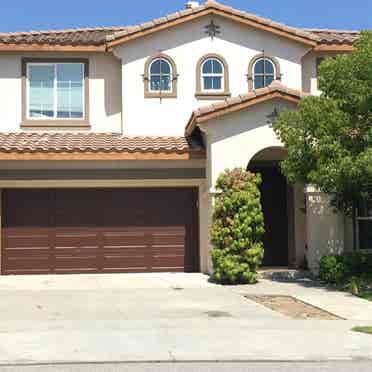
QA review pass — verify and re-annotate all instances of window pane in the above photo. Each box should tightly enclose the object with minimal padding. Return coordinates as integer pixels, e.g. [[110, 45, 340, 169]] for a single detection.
[[265, 75, 274, 86], [202, 59, 213, 74], [212, 59, 222, 74], [160, 59, 171, 74], [265, 60, 274, 74], [150, 74, 171, 92], [212, 76, 222, 90], [254, 76, 265, 89], [203, 76, 213, 90], [150, 60, 161, 74], [160, 75, 171, 91], [28, 65, 55, 118], [359, 220, 372, 250], [150, 75, 161, 91], [254, 60, 265, 74], [358, 199, 372, 217], [57, 64, 84, 119]]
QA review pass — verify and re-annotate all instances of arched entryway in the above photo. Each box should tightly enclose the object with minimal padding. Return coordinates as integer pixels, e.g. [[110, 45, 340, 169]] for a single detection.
[[247, 147, 295, 267]]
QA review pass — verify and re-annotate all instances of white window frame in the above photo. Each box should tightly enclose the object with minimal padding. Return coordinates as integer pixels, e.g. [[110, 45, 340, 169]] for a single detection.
[[26, 62, 85, 121], [201, 58, 224, 92], [148, 58, 173, 94], [253, 58, 276, 90]]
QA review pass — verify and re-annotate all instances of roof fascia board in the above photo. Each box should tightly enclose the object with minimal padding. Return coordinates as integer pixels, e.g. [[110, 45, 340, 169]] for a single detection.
[[0, 151, 206, 161]]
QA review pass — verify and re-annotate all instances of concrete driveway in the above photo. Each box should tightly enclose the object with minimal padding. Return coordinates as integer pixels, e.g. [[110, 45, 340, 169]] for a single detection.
[[0, 273, 371, 364]]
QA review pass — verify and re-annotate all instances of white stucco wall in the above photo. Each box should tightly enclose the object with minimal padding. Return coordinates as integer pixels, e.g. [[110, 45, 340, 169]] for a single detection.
[[202, 99, 297, 189], [0, 52, 122, 132], [301, 51, 344, 95], [113, 15, 310, 136], [305, 186, 345, 273]]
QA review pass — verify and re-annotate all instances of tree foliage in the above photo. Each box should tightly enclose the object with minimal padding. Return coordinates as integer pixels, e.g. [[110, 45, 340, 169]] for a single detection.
[[211, 168, 265, 284], [273, 31, 372, 215]]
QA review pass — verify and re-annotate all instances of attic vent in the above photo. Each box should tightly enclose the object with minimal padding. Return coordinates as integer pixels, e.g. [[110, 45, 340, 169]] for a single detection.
[[185, 1, 200, 9]]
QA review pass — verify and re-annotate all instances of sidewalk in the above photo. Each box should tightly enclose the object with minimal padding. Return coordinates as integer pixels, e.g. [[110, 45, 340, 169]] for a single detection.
[[233, 278, 372, 322]]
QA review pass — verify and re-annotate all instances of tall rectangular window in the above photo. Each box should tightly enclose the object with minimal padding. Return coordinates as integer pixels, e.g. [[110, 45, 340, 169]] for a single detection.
[[27, 62, 85, 120], [357, 199, 372, 250]]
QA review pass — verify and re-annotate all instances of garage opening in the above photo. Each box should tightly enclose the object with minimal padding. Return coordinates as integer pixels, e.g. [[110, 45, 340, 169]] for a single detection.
[[1, 188, 199, 275]]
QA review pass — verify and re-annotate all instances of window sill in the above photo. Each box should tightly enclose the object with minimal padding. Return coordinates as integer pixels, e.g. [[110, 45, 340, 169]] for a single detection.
[[21, 120, 91, 129], [144, 92, 177, 99], [195, 92, 231, 100]]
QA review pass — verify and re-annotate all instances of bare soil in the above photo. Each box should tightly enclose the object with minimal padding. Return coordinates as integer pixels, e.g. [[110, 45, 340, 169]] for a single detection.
[[246, 295, 342, 320]]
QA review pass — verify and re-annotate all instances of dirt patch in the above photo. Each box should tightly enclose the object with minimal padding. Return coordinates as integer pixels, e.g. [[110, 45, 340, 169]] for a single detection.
[[246, 295, 342, 320]]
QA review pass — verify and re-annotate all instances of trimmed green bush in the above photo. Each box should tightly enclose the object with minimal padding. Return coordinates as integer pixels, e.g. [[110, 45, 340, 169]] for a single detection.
[[319, 251, 372, 284], [319, 255, 345, 284], [210, 168, 265, 285]]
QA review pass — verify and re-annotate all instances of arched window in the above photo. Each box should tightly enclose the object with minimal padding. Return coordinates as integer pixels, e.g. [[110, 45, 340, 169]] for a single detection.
[[149, 58, 172, 92], [253, 58, 275, 89], [144, 54, 177, 98], [195, 54, 230, 100], [247, 54, 281, 91], [201, 58, 224, 91]]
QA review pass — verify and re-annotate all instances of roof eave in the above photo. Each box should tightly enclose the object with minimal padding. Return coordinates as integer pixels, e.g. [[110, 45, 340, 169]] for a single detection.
[[313, 43, 355, 52], [185, 89, 302, 137], [0, 150, 206, 161]]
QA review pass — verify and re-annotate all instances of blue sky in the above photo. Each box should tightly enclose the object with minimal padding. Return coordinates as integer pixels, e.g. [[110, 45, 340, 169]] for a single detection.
[[0, 0, 370, 32]]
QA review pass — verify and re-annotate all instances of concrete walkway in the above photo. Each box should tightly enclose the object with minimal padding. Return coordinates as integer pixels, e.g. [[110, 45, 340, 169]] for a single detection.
[[233, 278, 372, 322], [0, 273, 371, 364]]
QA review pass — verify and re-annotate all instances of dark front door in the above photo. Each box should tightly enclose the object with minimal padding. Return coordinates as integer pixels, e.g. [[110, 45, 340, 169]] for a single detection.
[[248, 166, 289, 266], [2, 188, 199, 275]]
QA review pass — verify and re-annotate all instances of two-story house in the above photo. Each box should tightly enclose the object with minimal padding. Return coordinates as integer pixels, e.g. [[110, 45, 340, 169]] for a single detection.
[[0, 0, 361, 275]]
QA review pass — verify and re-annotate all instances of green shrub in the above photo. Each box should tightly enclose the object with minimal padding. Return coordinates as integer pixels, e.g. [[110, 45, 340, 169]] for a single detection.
[[210, 168, 265, 285], [319, 251, 372, 285], [319, 255, 346, 284]]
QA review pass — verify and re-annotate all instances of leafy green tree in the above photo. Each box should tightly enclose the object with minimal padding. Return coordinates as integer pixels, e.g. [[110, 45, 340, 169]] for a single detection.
[[273, 31, 372, 247], [211, 168, 265, 284]]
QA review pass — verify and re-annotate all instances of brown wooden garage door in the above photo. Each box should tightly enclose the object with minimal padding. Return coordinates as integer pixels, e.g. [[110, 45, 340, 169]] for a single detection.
[[1, 188, 199, 275]]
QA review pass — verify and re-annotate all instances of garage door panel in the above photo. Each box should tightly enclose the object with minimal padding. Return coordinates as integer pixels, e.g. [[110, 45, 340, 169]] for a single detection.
[[55, 230, 101, 249], [103, 257, 148, 269], [4, 234, 50, 249], [2, 188, 199, 275], [54, 247, 100, 257], [4, 257, 51, 272], [102, 230, 147, 246], [54, 257, 99, 271]]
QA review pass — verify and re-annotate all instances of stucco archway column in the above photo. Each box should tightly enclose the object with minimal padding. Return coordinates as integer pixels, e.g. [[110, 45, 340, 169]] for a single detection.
[[304, 185, 345, 274]]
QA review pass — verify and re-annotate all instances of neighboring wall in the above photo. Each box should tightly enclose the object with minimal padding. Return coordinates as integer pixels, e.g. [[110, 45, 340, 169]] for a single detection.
[[114, 15, 310, 136], [0, 52, 122, 132], [302, 50, 343, 95]]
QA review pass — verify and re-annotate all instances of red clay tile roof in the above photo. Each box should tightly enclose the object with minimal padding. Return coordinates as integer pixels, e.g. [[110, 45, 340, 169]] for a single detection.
[[0, 27, 127, 46], [0, 133, 204, 155], [305, 29, 360, 45], [185, 81, 306, 136], [0, 2, 360, 50], [107, 0, 319, 47]]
